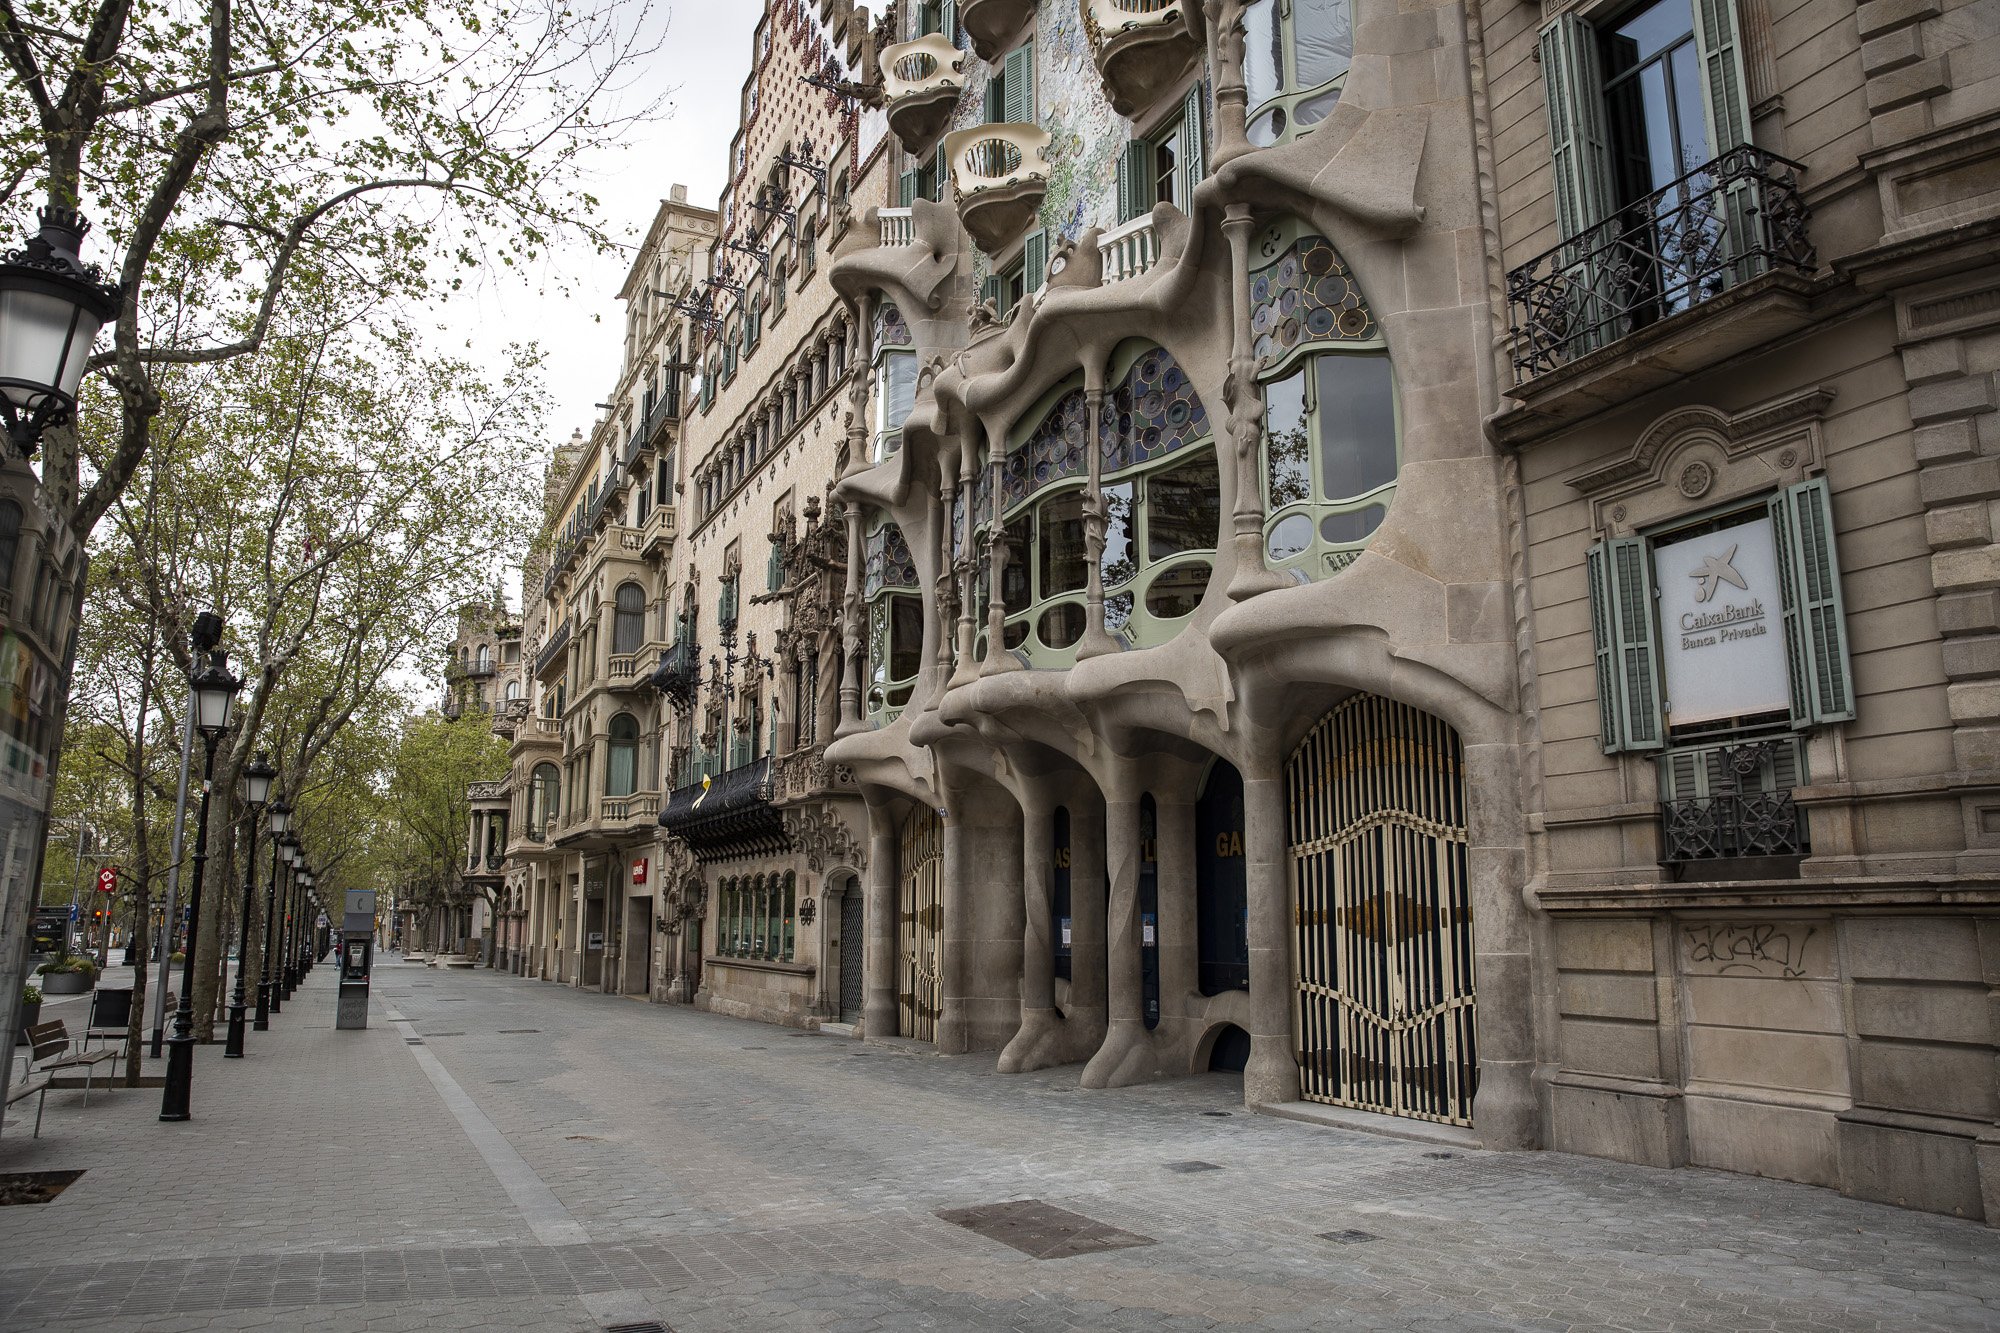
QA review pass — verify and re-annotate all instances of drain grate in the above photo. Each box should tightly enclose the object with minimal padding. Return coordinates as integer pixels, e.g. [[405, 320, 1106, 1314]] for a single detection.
[[740, 1045, 765, 1051], [1424, 1151, 1457, 1160], [423, 1031, 466, 1037], [404, 1038, 425, 1045], [1163, 1161, 1221, 1174], [0, 1170, 84, 1206], [498, 1028, 541, 1034], [1200, 1110, 1232, 1117], [604, 1322, 670, 1333], [1319, 1229, 1380, 1245], [938, 1199, 1156, 1260]]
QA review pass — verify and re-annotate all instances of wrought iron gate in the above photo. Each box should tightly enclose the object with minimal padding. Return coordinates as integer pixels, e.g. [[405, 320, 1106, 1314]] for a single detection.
[[898, 807, 943, 1041], [1288, 695, 1476, 1125]]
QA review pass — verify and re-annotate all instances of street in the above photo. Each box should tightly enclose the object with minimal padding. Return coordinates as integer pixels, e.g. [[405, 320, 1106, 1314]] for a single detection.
[[1, 960, 1996, 1332]]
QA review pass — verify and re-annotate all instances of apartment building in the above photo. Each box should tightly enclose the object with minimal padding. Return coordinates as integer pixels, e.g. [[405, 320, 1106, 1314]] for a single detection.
[[427, 596, 522, 959], [811, 0, 2000, 1224]]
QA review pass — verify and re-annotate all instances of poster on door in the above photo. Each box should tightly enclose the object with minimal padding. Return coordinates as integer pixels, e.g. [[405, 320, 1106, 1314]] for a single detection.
[[1653, 513, 1793, 727]]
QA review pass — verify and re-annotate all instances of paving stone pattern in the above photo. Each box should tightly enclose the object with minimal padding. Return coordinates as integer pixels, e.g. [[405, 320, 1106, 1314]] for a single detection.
[[0, 960, 1996, 1331]]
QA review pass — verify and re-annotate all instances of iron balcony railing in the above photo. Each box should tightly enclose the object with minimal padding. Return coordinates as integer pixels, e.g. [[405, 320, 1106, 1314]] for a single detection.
[[534, 617, 571, 676], [1661, 792, 1804, 863], [1505, 145, 1815, 384]]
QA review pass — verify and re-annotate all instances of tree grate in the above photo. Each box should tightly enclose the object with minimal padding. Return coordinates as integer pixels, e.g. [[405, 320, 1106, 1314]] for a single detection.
[[0, 1171, 84, 1206], [938, 1199, 1156, 1260]]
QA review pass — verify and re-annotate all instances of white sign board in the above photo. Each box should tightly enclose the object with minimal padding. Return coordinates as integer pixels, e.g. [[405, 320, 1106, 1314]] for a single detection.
[[1654, 514, 1792, 727]]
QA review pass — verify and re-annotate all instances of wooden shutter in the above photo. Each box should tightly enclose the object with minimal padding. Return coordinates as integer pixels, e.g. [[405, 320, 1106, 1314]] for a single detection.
[[1537, 14, 1615, 242], [1116, 140, 1154, 223], [1609, 536, 1664, 749], [1179, 82, 1207, 199], [898, 166, 922, 207], [981, 273, 1002, 312], [985, 70, 1005, 124], [1690, 0, 1753, 153], [1003, 40, 1034, 124], [1585, 540, 1624, 752], [1773, 478, 1854, 726], [940, 0, 957, 45], [1023, 229, 1048, 294]]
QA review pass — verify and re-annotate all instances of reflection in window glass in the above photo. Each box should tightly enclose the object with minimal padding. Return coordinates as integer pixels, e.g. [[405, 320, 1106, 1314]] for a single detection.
[[1321, 504, 1386, 544], [1249, 106, 1286, 147], [1002, 516, 1032, 607], [1106, 590, 1134, 634], [889, 595, 924, 681], [1265, 372, 1309, 508], [1293, 0, 1353, 87], [1296, 86, 1342, 127], [1147, 453, 1221, 560], [1102, 482, 1135, 589], [1267, 513, 1313, 562], [1039, 491, 1088, 596], [879, 351, 918, 435], [1315, 354, 1396, 500], [1038, 602, 1084, 649], [1145, 562, 1209, 619], [1003, 621, 1029, 649], [1244, 0, 1281, 107]]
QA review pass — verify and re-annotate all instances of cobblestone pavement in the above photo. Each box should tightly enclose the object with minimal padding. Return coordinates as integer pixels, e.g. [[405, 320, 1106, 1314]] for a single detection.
[[1, 959, 1996, 1332]]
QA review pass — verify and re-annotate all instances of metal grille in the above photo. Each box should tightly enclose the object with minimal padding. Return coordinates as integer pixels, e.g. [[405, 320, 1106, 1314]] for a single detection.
[[898, 807, 943, 1041], [1288, 695, 1476, 1126]]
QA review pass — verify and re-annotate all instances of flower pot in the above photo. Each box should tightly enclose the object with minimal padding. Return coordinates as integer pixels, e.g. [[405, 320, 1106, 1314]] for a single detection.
[[40, 970, 91, 996], [14, 1000, 39, 1044]]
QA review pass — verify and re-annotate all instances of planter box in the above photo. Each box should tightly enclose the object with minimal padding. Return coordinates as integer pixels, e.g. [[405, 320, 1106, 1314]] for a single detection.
[[15, 1000, 40, 1045], [39, 971, 92, 996]]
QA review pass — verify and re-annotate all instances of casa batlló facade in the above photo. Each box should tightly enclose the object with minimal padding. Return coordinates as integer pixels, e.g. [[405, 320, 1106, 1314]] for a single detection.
[[487, 0, 2000, 1224]]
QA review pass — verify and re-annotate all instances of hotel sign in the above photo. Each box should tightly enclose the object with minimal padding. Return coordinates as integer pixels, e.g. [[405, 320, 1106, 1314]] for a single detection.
[[1654, 513, 1792, 727]]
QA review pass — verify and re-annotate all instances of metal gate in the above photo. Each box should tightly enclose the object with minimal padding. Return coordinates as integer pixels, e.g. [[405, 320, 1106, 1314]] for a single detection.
[[1288, 694, 1476, 1125], [839, 888, 864, 1023], [898, 807, 943, 1041]]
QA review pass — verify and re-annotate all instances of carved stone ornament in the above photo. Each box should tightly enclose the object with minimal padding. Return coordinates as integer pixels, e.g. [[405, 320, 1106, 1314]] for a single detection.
[[782, 803, 867, 874], [1677, 460, 1714, 498]]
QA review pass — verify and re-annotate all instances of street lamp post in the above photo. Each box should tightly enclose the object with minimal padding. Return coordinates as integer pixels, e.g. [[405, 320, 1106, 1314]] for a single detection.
[[223, 752, 275, 1057], [273, 840, 298, 1012], [284, 860, 307, 998], [298, 870, 316, 975], [159, 650, 241, 1122], [255, 818, 291, 1030], [0, 207, 124, 459]]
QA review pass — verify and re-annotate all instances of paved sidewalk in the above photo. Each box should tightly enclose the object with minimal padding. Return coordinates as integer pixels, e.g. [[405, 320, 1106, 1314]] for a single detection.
[[0, 960, 1995, 1332]]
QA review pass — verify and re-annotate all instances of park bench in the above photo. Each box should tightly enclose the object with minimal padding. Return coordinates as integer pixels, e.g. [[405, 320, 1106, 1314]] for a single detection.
[[21, 1020, 117, 1105], [2, 1068, 51, 1138]]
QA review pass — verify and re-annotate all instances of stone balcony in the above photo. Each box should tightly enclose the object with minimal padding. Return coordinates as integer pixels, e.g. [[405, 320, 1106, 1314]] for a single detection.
[[959, 0, 1035, 61], [878, 207, 916, 247], [1082, 0, 1202, 118], [1097, 212, 1162, 284], [943, 124, 1051, 253], [880, 34, 964, 156], [639, 503, 677, 561], [599, 791, 661, 828]]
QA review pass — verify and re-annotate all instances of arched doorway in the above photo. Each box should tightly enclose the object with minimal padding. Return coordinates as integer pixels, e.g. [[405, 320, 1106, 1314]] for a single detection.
[[1289, 695, 1476, 1126], [898, 807, 943, 1041]]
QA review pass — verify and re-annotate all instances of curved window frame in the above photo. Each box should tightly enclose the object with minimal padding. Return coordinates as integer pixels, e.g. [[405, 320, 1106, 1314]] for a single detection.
[[864, 516, 922, 726], [606, 713, 639, 798], [1243, 0, 1355, 149], [612, 581, 646, 655], [529, 762, 561, 838]]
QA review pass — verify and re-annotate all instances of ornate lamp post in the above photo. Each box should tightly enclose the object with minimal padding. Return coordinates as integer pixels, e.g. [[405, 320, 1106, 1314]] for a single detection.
[[282, 855, 304, 998], [223, 752, 275, 1057], [255, 814, 291, 1029], [159, 650, 241, 1122], [295, 869, 315, 980], [0, 207, 122, 458], [269, 838, 296, 1013]]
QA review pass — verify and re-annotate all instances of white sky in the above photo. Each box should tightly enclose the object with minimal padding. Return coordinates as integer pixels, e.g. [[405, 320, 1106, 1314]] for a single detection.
[[446, 1, 761, 574]]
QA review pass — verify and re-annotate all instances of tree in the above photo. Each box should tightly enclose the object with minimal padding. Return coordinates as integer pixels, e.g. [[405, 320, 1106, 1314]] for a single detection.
[[381, 709, 509, 956]]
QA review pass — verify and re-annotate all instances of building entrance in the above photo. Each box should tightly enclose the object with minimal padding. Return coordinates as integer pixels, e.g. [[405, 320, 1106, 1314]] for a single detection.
[[898, 807, 943, 1041], [839, 886, 863, 1024], [1288, 695, 1476, 1126]]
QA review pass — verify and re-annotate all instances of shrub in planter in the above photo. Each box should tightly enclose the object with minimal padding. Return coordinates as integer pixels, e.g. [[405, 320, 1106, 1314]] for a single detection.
[[37, 952, 96, 995]]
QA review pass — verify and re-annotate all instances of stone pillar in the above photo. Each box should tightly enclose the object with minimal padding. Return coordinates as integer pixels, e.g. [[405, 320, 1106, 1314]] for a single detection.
[[998, 784, 1057, 1072], [1155, 796, 1198, 1039], [1243, 769, 1301, 1105], [1082, 791, 1153, 1088], [862, 802, 900, 1040]]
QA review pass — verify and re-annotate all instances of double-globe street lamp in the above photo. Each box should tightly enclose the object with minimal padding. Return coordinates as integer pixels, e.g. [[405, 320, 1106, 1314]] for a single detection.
[[223, 752, 276, 1057], [159, 651, 242, 1123], [255, 821, 294, 1029]]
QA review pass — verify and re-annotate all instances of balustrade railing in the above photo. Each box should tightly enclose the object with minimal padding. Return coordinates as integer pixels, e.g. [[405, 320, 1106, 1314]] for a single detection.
[[879, 207, 915, 246], [1098, 213, 1159, 284]]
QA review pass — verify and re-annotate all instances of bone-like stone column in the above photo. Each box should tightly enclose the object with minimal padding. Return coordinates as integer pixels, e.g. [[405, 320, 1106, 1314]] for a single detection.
[[998, 782, 1058, 1072], [862, 802, 900, 1041], [1082, 789, 1155, 1088], [1243, 769, 1302, 1105], [1077, 381, 1118, 659]]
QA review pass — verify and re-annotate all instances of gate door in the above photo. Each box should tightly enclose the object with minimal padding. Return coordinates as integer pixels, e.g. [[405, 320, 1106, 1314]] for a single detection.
[[898, 807, 944, 1041], [839, 888, 864, 1024], [1289, 695, 1476, 1125]]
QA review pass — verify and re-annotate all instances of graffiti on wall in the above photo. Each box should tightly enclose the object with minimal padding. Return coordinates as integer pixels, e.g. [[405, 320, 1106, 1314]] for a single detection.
[[1681, 922, 1818, 979]]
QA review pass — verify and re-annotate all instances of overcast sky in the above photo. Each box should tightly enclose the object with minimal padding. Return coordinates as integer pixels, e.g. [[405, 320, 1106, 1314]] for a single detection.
[[451, 3, 760, 488]]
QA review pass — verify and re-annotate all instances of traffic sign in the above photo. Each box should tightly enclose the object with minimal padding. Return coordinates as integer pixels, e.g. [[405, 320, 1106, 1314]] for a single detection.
[[95, 865, 119, 894]]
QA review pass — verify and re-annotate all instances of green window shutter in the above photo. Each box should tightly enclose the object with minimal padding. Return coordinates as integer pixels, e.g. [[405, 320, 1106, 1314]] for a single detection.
[[940, 0, 957, 44], [1116, 140, 1154, 224], [1690, 0, 1753, 153], [898, 166, 923, 207], [1537, 14, 1615, 241], [1180, 81, 1207, 196], [985, 71, 1005, 125], [981, 273, 1003, 313], [1003, 40, 1034, 124], [1023, 229, 1048, 294], [932, 140, 950, 201], [1774, 477, 1855, 726], [1657, 745, 1713, 801], [1588, 535, 1665, 752]]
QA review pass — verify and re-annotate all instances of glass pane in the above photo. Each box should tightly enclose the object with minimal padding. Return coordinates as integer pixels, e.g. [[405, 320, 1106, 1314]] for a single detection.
[[608, 743, 636, 798], [1295, 85, 1342, 127], [1668, 41, 1712, 178], [1146, 451, 1221, 560], [1266, 512, 1312, 562], [1264, 371, 1309, 508], [1603, 0, 1695, 75], [1320, 503, 1386, 544], [1001, 515, 1032, 607], [1292, 0, 1353, 88], [889, 595, 923, 681], [1314, 355, 1397, 501], [1247, 106, 1286, 148], [1039, 491, 1088, 596], [1003, 620, 1028, 650], [1244, 0, 1282, 105], [880, 352, 918, 430], [1038, 602, 1084, 649], [1102, 482, 1136, 589], [1105, 591, 1134, 635], [1144, 562, 1209, 619]]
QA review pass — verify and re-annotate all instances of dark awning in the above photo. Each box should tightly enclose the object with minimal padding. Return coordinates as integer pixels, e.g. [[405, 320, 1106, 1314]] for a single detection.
[[659, 755, 788, 860]]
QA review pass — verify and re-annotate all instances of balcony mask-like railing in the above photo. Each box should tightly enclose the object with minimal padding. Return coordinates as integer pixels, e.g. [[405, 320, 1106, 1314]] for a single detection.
[[1081, 0, 1200, 118], [943, 124, 1052, 253], [879, 207, 916, 247], [881, 34, 965, 155], [1505, 146, 1814, 384], [1098, 212, 1160, 284]]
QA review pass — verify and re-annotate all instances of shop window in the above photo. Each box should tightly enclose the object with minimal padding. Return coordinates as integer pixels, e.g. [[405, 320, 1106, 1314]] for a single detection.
[[1242, 0, 1352, 148], [718, 872, 797, 961]]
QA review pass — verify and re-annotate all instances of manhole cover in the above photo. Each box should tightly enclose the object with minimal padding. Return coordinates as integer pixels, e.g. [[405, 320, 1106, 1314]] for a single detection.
[[1319, 1229, 1380, 1245], [0, 1171, 83, 1206], [1163, 1161, 1221, 1173], [938, 1199, 1156, 1260]]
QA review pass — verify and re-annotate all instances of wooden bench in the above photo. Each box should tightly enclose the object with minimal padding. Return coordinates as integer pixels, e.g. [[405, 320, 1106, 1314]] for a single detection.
[[22, 1020, 117, 1106], [2, 1070, 51, 1138]]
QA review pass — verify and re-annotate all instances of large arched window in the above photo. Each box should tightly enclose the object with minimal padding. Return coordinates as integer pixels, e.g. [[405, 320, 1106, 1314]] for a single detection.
[[1243, 0, 1353, 147], [505, 679, 522, 700], [606, 713, 639, 797], [529, 763, 560, 838], [476, 644, 491, 672], [613, 582, 645, 655]]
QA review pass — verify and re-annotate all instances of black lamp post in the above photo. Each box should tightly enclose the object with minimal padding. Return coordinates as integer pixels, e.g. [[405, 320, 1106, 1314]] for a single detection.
[[257, 822, 293, 1027], [0, 207, 123, 458], [287, 864, 310, 993], [223, 751, 275, 1057], [160, 650, 241, 1122], [299, 871, 316, 971]]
